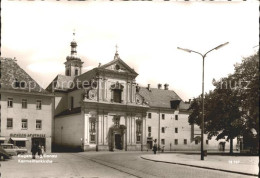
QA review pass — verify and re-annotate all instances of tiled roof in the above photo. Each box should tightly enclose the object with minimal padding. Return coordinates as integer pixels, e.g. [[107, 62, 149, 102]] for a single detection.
[[46, 74, 75, 92], [138, 87, 182, 109], [179, 101, 190, 110], [0, 57, 51, 95]]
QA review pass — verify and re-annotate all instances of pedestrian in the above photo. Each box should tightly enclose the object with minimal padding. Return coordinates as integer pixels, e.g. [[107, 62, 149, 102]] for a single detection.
[[38, 145, 42, 158], [153, 143, 157, 154], [161, 146, 165, 153], [31, 143, 38, 159], [41, 145, 45, 157]]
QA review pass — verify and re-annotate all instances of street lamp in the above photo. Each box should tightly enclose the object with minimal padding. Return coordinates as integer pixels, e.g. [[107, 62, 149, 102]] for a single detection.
[[177, 42, 229, 160]]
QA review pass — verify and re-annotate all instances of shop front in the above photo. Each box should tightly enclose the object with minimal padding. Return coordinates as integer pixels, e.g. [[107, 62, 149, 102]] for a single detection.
[[8, 133, 50, 152]]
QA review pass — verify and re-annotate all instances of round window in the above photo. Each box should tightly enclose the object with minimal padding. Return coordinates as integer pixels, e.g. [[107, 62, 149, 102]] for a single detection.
[[115, 64, 120, 70]]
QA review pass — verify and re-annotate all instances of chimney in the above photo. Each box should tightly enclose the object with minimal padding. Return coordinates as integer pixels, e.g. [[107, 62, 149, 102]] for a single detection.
[[158, 84, 162, 89], [147, 84, 151, 91], [164, 83, 169, 90], [189, 99, 191, 103]]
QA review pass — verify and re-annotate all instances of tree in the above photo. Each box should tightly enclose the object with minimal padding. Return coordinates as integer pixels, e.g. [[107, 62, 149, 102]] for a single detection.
[[189, 81, 244, 154], [188, 50, 259, 154], [233, 50, 259, 151]]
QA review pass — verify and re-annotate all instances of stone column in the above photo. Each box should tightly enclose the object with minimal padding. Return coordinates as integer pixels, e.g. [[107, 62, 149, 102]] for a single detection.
[[96, 114, 99, 151], [125, 114, 127, 151], [130, 81, 132, 103], [84, 113, 90, 146], [103, 78, 107, 101], [126, 81, 129, 103], [142, 114, 147, 151]]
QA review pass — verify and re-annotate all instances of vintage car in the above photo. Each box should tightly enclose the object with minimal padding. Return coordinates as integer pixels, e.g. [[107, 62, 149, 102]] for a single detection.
[[1, 144, 17, 156], [13, 145, 28, 155], [1, 143, 28, 156], [0, 146, 10, 160]]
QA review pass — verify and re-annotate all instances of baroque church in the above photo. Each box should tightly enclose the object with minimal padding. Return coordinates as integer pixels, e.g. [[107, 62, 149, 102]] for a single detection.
[[47, 35, 236, 152]]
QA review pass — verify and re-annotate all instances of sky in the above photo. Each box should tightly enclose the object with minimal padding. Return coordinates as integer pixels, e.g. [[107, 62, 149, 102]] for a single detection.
[[1, 1, 259, 101]]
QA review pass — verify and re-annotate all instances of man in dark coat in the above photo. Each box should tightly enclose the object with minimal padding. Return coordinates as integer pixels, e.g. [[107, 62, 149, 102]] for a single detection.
[[153, 139, 158, 154], [31, 143, 38, 159]]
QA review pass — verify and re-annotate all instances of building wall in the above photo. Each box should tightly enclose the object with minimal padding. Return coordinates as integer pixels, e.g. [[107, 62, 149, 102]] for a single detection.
[[54, 113, 84, 151], [68, 89, 84, 109], [54, 92, 68, 115], [0, 93, 53, 152], [146, 109, 238, 151]]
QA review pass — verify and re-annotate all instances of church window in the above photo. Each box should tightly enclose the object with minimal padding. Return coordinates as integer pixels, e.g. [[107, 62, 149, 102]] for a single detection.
[[113, 89, 122, 103], [115, 64, 120, 70], [75, 69, 78, 76], [66, 69, 70, 76]]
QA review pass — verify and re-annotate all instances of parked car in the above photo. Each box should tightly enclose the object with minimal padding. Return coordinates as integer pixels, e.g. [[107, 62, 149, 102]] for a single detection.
[[0, 143, 28, 156], [0, 146, 10, 160], [13, 146, 28, 155]]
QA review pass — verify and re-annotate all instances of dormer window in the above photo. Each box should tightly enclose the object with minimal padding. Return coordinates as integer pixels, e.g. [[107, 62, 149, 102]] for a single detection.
[[14, 79, 26, 88]]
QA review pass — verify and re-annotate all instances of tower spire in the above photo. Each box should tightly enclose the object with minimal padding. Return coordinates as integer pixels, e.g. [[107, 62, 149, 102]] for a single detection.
[[70, 30, 77, 56], [73, 29, 75, 41], [65, 30, 83, 77]]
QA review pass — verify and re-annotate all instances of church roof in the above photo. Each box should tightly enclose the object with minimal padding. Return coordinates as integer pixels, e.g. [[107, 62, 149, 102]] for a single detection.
[[0, 57, 52, 95], [138, 87, 182, 109], [46, 74, 75, 92]]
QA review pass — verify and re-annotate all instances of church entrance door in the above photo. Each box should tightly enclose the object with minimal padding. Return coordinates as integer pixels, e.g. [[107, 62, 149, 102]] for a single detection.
[[115, 134, 122, 150]]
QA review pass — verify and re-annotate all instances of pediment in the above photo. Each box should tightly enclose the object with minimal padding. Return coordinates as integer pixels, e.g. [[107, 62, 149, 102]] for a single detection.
[[99, 58, 138, 76]]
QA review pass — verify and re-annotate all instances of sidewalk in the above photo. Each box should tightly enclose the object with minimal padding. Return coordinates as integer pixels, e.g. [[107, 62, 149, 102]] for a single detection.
[[141, 153, 259, 176]]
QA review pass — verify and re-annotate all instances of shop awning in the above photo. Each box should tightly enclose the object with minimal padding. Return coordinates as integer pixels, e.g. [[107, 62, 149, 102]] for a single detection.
[[11, 137, 28, 141], [0, 137, 6, 141]]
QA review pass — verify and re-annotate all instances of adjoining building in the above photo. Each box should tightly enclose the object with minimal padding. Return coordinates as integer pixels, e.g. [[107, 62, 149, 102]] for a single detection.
[[48, 37, 237, 152], [0, 57, 54, 152]]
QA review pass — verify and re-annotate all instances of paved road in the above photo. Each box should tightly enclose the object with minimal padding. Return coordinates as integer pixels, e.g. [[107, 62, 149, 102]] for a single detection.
[[1, 152, 257, 178], [79, 151, 257, 178]]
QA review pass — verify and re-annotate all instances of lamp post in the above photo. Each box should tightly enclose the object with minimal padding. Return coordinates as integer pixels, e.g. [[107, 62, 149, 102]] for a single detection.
[[177, 42, 229, 160]]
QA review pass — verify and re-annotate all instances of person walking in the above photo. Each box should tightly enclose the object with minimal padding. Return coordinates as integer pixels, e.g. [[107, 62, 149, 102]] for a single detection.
[[41, 145, 45, 157], [38, 145, 42, 158], [31, 143, 38, 159], [153, 141, 158, 154]]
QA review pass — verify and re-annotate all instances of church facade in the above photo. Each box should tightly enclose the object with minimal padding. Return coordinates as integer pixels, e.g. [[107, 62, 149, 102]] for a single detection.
[[49, 37, 237, 152]]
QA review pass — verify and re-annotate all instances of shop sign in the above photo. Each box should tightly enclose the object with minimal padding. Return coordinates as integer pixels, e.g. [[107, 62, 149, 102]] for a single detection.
[[10, 133, 46, 138]]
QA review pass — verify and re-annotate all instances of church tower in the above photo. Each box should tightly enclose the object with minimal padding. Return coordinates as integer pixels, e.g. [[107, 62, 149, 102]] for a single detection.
[[64, 31, 83, 77]]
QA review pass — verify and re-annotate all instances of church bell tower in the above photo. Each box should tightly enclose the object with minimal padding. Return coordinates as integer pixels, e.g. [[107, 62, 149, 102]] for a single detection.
[[64, 31, 83, 77]]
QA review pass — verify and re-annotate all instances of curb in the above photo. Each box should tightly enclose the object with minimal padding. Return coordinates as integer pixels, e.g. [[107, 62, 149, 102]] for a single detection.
[[140, 156, 258, 177]]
